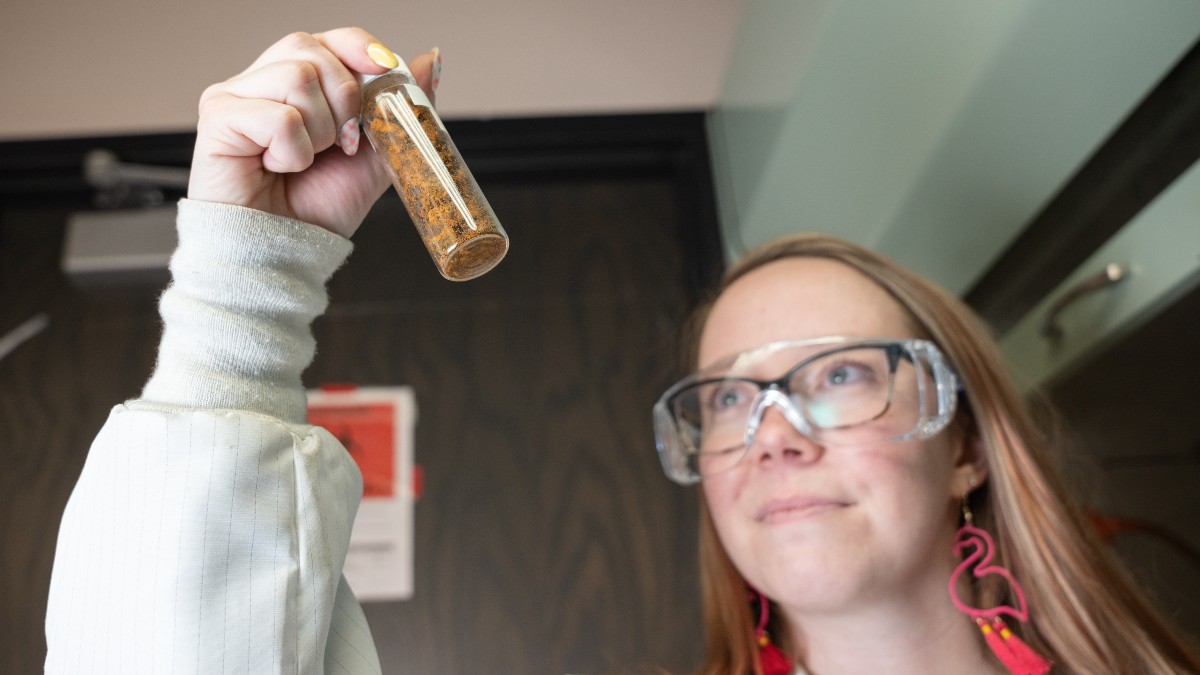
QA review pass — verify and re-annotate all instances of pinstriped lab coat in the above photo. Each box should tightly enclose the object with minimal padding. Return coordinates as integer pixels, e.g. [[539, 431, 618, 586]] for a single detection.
[[46, 200, 382, 674]]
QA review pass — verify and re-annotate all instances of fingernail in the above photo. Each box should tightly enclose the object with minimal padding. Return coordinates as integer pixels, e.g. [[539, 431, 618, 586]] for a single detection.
[[366, 43, 399, 69], [431, 47, 441, 91], [339, 117, 360, 156]]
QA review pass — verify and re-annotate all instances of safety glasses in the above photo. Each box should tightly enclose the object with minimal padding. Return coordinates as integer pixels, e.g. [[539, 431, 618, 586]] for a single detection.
[[653, 337, 959, 485]]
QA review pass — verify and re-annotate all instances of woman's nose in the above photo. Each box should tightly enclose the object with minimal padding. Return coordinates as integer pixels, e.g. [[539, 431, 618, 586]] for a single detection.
[[749, 404, 825, 467]]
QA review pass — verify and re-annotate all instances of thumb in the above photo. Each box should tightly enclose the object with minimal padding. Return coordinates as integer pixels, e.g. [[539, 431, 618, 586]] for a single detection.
[[407, 48, 440, 109]]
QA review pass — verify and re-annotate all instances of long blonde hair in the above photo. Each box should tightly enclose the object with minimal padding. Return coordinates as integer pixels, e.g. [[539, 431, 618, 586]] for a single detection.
[[689, 233, 1200, 675]]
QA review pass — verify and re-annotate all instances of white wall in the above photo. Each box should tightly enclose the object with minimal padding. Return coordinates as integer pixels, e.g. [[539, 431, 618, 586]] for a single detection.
[[708, 0, 1200, 293], [0, 0, 745, 140]]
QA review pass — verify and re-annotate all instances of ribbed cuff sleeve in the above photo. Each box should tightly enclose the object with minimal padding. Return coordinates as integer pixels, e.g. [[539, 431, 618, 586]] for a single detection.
[[140, 198, 353, 423]]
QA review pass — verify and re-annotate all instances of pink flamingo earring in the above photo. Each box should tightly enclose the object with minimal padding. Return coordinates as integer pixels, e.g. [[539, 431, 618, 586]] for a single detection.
[[749, 588, 791, 675], [949, 480, 1052, 675]]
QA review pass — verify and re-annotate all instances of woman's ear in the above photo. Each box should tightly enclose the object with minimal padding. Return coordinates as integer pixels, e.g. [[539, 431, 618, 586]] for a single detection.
[[950, 419, 989, 498]]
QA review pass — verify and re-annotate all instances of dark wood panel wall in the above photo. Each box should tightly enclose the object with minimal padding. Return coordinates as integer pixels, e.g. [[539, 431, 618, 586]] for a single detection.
[[0, 113, 723, 674]]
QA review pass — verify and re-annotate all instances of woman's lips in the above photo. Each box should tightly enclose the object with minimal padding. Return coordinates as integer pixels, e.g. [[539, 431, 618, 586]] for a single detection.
[[756, 496, 851, 523]]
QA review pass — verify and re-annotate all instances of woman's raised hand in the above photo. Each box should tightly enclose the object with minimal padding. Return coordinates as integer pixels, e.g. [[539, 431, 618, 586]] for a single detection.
[[188, 28, 439, 238]]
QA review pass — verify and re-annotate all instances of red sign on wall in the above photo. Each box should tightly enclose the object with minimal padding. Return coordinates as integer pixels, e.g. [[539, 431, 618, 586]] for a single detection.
[[307, 402, 398, 498], [307, 385, 418, 600]]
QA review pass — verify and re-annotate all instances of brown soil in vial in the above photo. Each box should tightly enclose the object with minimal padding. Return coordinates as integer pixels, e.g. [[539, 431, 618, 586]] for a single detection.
[[363, 83, 508, 281]]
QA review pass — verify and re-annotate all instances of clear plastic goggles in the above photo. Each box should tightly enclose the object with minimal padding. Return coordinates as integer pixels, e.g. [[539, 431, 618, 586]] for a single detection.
[[653, 337, 960, 485]]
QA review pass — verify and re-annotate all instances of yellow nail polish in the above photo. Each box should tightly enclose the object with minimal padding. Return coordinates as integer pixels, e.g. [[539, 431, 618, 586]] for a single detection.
[[367, 43, 399, 69]]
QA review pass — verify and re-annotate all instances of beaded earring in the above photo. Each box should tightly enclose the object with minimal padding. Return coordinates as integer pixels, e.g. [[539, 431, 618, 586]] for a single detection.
[[750, 588, 792, 675], [949, 486, 1052, 675]]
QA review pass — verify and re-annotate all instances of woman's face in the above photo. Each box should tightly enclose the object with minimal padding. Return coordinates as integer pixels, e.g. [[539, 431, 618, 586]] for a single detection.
[[699, 257, 975, 616]]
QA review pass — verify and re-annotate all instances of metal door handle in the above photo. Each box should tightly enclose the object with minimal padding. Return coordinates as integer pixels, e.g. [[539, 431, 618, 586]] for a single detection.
[[1040, 263, 1129, 339]]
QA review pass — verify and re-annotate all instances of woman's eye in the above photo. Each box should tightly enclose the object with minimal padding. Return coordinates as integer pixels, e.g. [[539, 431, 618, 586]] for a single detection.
[[825, 363, 872, 386], [716, 387, 743, 409], [706, 383, 748, 411]]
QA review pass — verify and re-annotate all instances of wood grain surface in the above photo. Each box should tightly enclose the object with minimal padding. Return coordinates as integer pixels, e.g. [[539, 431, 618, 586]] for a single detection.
[[0, 204, 165, 674]]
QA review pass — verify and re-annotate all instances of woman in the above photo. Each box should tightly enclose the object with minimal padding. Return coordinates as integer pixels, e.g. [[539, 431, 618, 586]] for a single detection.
[[652, 236, 1200, 673], [44, 26, 1198, 675]]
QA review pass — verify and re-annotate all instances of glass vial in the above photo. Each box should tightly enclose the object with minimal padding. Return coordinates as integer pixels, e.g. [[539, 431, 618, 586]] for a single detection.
[[359, 58, 509, 281]]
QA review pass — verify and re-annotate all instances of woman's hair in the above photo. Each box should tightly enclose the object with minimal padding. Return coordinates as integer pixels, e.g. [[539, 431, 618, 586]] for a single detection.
[[688, 233, 1200, 675]]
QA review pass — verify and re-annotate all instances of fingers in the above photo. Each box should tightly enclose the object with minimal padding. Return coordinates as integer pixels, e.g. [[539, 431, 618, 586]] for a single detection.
[[212, 60, 337, 159], [198, 94, 315, 174], [201, 29, 391, 162], [193, 27, 441, 193]]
